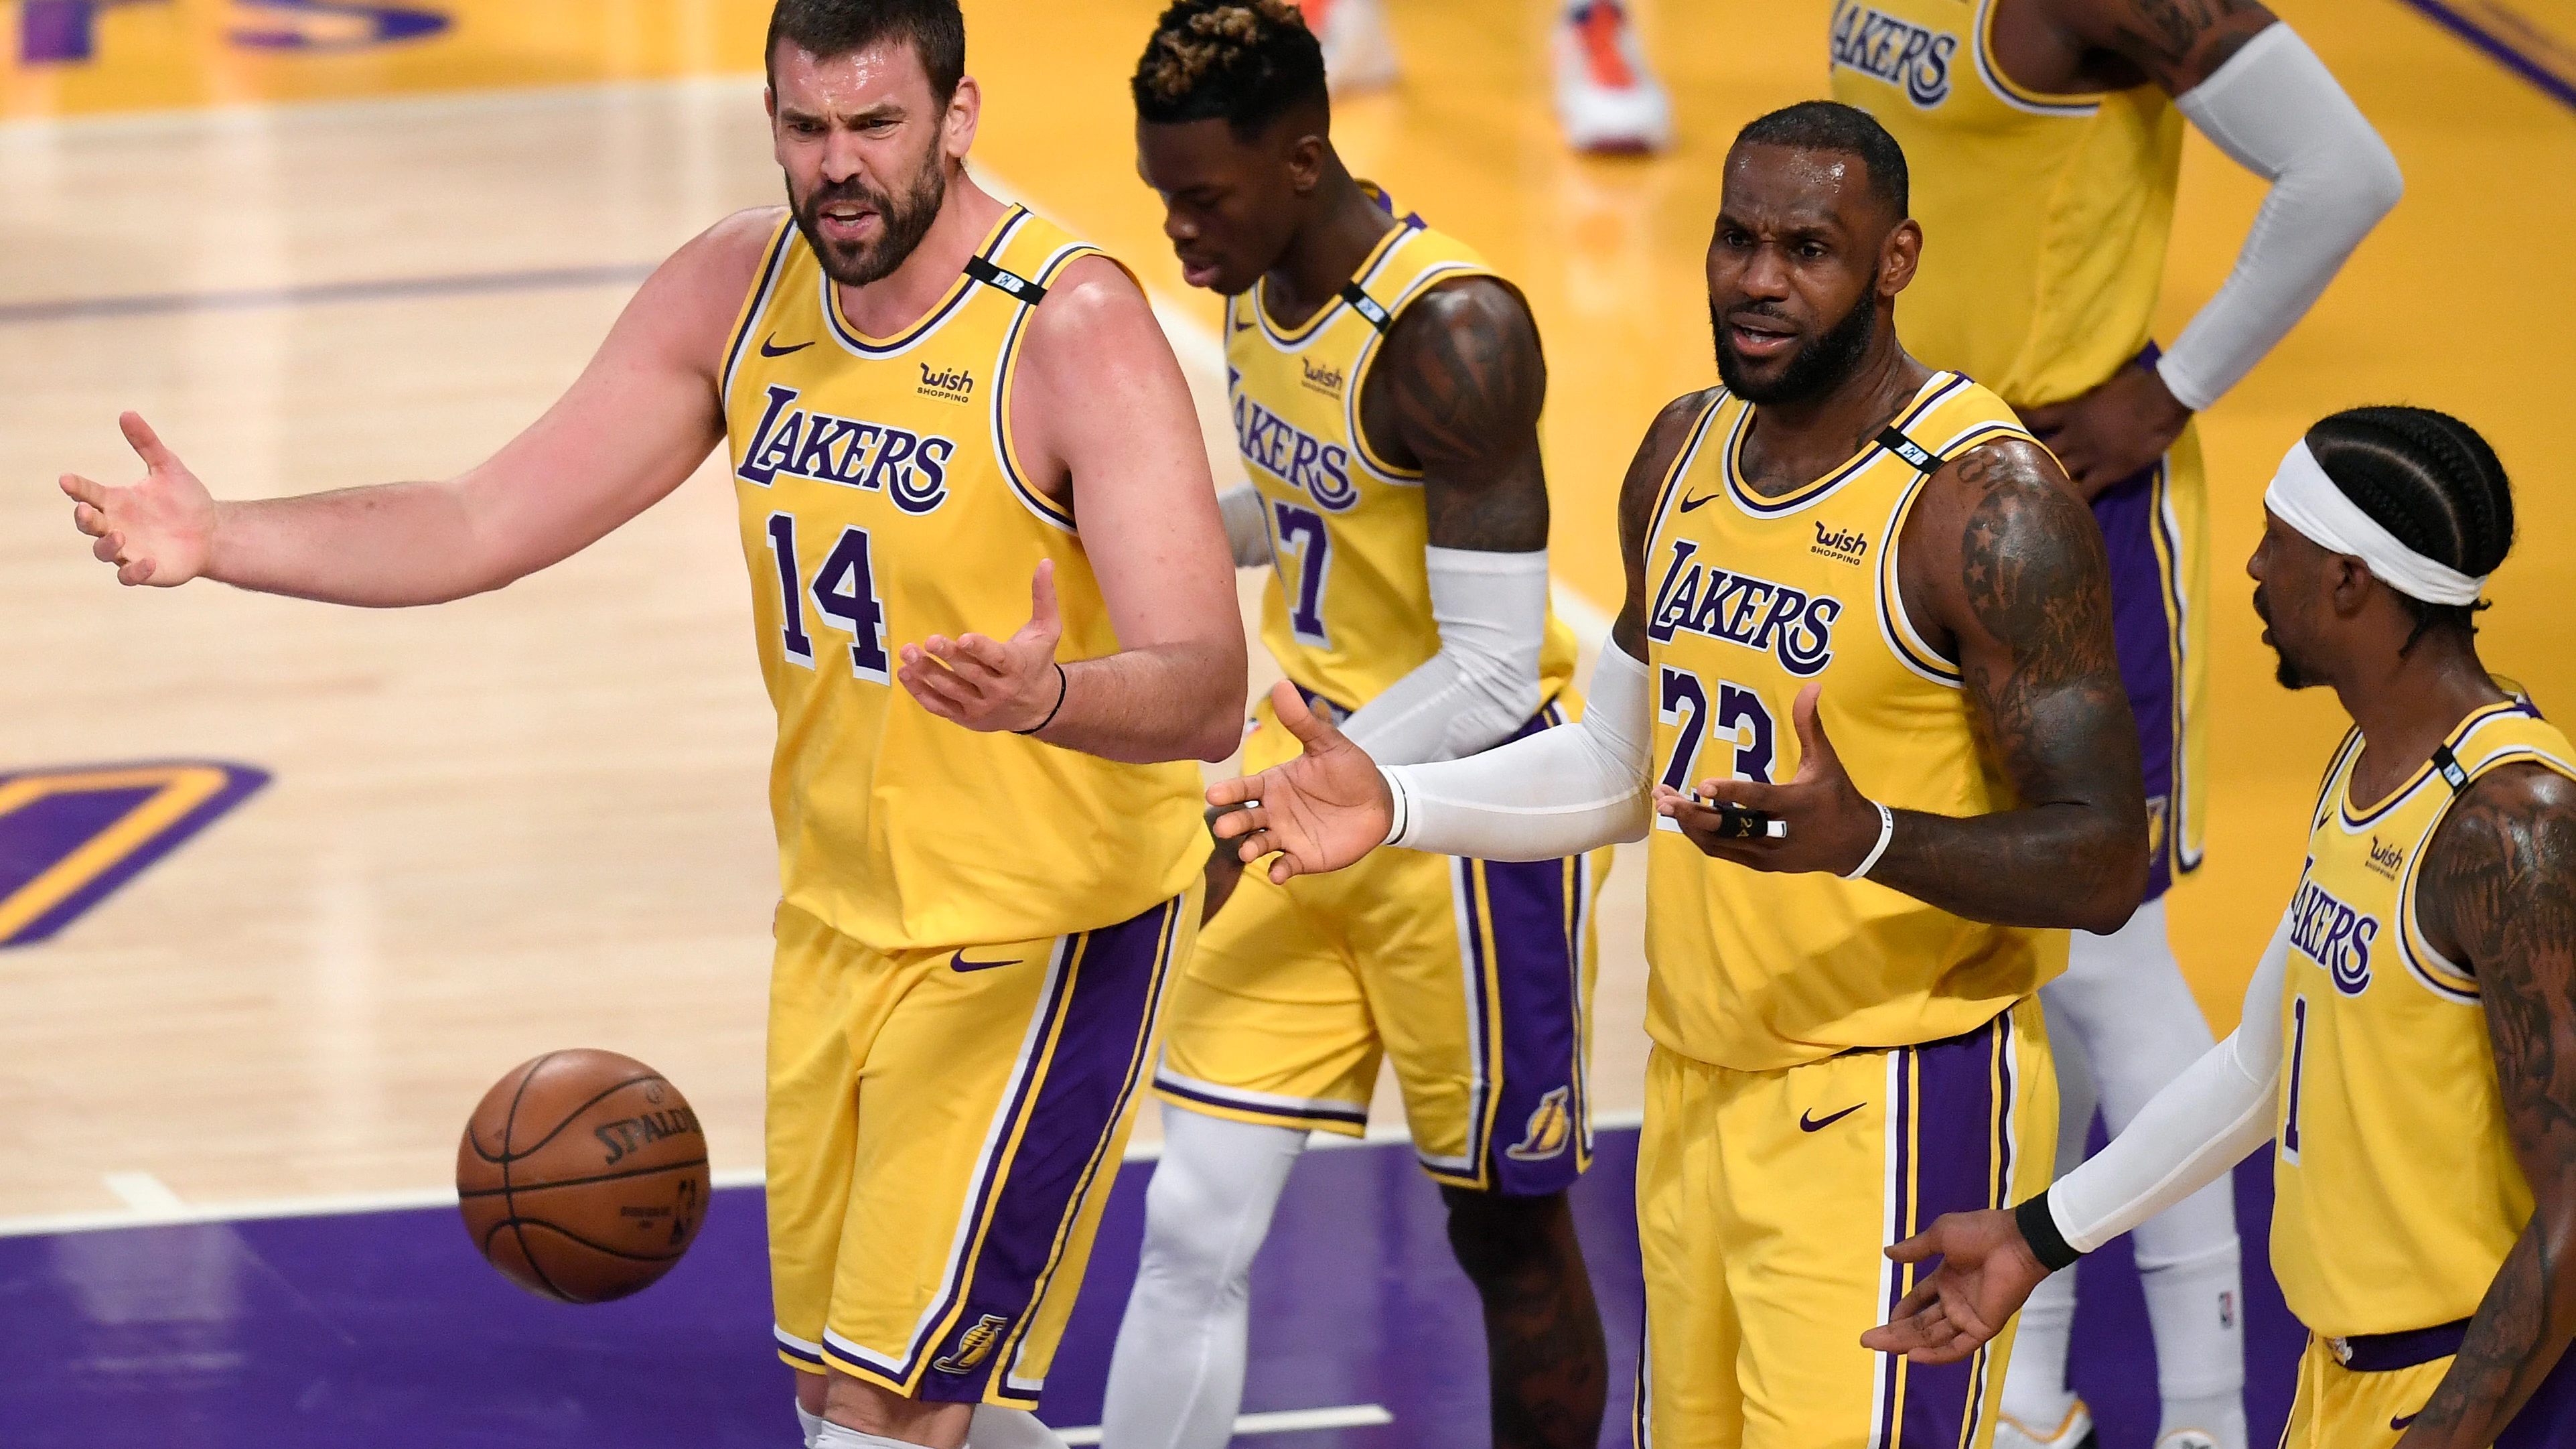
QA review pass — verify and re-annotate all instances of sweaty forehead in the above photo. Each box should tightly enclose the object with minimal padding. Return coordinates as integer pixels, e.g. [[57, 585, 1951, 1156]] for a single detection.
[[1719, 143, 1879, 232], [772, 38, 931, 115]]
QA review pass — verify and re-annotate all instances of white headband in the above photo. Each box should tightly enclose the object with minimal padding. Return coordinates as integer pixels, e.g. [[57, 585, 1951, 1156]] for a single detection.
[[2262, 439, 2488, 607]]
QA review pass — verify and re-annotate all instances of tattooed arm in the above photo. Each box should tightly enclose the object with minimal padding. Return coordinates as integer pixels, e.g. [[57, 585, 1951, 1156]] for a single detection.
[[2013, 0, 2277, 98], [2398, 764, 2576, 1448], [1319, 276, 1557, 767], [1361, 275, 1552, 552], [1666, 438, 2148, 930]]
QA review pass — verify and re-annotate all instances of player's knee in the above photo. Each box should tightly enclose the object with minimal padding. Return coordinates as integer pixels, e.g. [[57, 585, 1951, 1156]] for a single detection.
[[1439, 1186, 1568, 1288], [1136, 1153, 1257, 1290]]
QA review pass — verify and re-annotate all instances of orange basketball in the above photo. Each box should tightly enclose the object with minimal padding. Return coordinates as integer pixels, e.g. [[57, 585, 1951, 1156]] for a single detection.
[[455, 1048, 711, 1304]]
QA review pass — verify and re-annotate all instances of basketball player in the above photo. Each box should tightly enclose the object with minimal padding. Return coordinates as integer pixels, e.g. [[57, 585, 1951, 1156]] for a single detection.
[[56, 3, 1244, 1448], [1103, 5, 1610, 1447], [1867, 407, 2576, 1448], [1206, 101, 2150, 1448], [1289, 0, 1672, 153], [1829, 5, 2405, 1443]]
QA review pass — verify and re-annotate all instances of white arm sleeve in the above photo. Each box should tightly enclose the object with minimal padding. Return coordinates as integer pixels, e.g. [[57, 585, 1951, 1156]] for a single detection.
[[1218, 484, 1273, 568], [2158, 23, 2404, 411], [1376, 637, 1652, 860], [2048, 909, 2293, 1253], [1336, 547, 1549, 766]]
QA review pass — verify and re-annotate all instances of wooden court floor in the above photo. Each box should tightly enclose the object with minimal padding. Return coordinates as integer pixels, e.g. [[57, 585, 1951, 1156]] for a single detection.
[[3, 0, 2571, 1222]]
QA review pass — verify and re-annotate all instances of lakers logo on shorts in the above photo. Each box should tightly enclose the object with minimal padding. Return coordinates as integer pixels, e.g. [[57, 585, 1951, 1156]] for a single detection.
[[931, 1314, 1011, 1375], [1504, 1086, 1574, 1162]]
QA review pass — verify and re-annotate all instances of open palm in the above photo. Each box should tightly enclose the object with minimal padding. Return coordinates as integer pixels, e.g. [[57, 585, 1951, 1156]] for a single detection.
[[1207, 681, 1395, 884], [60, 411, 216, 588]]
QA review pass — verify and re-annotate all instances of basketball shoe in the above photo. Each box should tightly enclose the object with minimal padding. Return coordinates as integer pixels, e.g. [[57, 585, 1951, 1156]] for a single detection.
[[1295, 0, 1400, 94], [1993, 1401, 2099, 1449], [1553, 1, 1672, 153]]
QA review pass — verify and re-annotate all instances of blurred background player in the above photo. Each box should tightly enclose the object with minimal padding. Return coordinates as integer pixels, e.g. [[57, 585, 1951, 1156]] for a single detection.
[[1829, 4, 2405, 1444], [1203, 102, 2151, 1448], [1106, 5, 1612, 1446], [1289, 0, 1672, 153], [1869, 407, 2576, 1449], [56, 1, 1246, 1446]]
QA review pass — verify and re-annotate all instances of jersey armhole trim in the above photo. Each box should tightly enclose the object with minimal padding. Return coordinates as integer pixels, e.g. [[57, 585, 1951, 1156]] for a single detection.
[[2399, 744, 2576, 1000], [1877, 473, 1964, 688], [1344, 259, 1510, 487], [719, 216, 802, 405], [991, 241, 1115, 533], [1971, 0, 2106, 117]]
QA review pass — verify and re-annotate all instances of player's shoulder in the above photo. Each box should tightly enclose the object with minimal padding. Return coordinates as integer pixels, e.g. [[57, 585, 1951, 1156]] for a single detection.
[[1012, 251, 1161, 364], [682, 206, 794, 283], [1619, 389, 1724, 527]]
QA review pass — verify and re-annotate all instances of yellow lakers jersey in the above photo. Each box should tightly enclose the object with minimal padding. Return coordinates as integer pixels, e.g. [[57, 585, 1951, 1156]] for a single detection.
[[1641, 372, 2067, 1071], [1828, 0, 2183, 407], [723, 206, 1207, 951], [1224, 200, 1577, 759], [2271, 697, 2575, 1338]]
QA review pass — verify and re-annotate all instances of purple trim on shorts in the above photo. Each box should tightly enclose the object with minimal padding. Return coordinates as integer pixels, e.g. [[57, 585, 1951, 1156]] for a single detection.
[[1151, 1073, 1370, 1130], [917, 896, 1179, 1405], [1476, 851, 1589, 1196], [2092, 456, 2181, 900], [1891, 1010, 2013, 1447]]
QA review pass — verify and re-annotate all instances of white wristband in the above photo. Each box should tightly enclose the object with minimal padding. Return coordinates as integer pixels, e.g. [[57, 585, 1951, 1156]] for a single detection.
[[1842, 801, 1894, 881]]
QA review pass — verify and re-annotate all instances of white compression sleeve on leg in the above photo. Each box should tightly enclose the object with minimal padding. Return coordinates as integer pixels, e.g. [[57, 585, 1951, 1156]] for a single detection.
[[798, 1401, 827, 1449], [1217, 484, 1274, 568], [967, 1407, 1068, 1449], [812, 1426, 934, 1449], [1379, 636, 1651, 859], [1100, 1105, 1309, 1449], [2048, 912, 2291, 1253], [2158, 23, 2403, 411], [2001, 998, 2096, 1433], [1336, 547, 1549, 766]]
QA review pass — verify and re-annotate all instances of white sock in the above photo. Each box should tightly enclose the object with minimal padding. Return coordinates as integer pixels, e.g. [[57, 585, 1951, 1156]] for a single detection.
[[1099, 1103, 1309, 1449], [968, 1406, 1068, 1449], [2141, 1242, 2249, 1449], [798, 1400, 827, 1449], [2044, 901, 2247, 1449], [811, 1425, 931, 1449]]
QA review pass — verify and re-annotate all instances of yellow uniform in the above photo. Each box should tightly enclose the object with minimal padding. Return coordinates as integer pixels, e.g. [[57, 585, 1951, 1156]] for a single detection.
[[1155, 203, 1608, 1194], [1632, 374, 2060, 1447], [1831, 0, 2208, 896], [724, 206, 1205, 1407], [2271, 699, 2576, 1446]]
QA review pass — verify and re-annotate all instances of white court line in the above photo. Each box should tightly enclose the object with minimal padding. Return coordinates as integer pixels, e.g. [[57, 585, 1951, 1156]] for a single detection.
[[0, 1113, 1647, 1239], [101, 1171, 186, 1212], [1058, 1403, 1396, 1444]]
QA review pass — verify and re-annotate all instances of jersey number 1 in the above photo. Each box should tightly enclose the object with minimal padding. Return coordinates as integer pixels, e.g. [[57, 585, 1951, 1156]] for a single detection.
[[767, 512, 891, 681]]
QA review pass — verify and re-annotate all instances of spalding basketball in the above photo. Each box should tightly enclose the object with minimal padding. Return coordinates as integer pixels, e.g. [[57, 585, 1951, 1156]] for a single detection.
[[455, 1048, 711, 1303]]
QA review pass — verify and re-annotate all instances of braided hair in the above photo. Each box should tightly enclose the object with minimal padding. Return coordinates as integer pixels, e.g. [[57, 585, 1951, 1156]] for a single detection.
[[2305, 405, 2515, 654], [1132, 0, 1326, 139]]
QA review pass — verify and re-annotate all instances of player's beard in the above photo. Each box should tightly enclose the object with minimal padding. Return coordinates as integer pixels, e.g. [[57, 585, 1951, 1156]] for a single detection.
[[791, 141, 948, 289], [1713, 287, 1877, 407], [2254, 585, 2315, 689]]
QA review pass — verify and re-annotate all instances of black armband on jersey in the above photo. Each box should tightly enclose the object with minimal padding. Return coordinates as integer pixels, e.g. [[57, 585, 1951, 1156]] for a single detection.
[[2016, 1191, 2084, 1273]]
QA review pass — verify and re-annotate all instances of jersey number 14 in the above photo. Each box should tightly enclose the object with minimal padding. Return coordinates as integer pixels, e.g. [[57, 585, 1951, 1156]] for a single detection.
[[766, 512, 891, 681]]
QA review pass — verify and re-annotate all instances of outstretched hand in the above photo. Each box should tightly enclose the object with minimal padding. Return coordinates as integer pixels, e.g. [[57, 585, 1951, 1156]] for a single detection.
[[1657, 683, 1881, 875], [899, 560, 1069, 734], [1206, 681, 1393, 885], [1858, 1206, 2052, 1364], [60, 411, 217, 588]]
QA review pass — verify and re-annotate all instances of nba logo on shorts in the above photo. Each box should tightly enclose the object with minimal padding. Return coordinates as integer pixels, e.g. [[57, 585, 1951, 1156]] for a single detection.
[[1505, 1087, 1574, 1162], [932, 1314, 1012, 1374]]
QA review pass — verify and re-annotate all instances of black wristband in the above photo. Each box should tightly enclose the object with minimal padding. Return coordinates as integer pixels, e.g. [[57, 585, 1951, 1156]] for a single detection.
[[2015, 1191, 2084, 1273], [1013, 663, 1068, 736]]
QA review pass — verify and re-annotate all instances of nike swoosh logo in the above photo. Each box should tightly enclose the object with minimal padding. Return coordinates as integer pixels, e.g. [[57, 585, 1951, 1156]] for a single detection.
[[1678, 492, 1721, 512], [760, 334, 814, 357], [1800, 1103, 1865, 1132], [949, 951, 1022, 973], [2390, 1413, 2419, 1430]]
